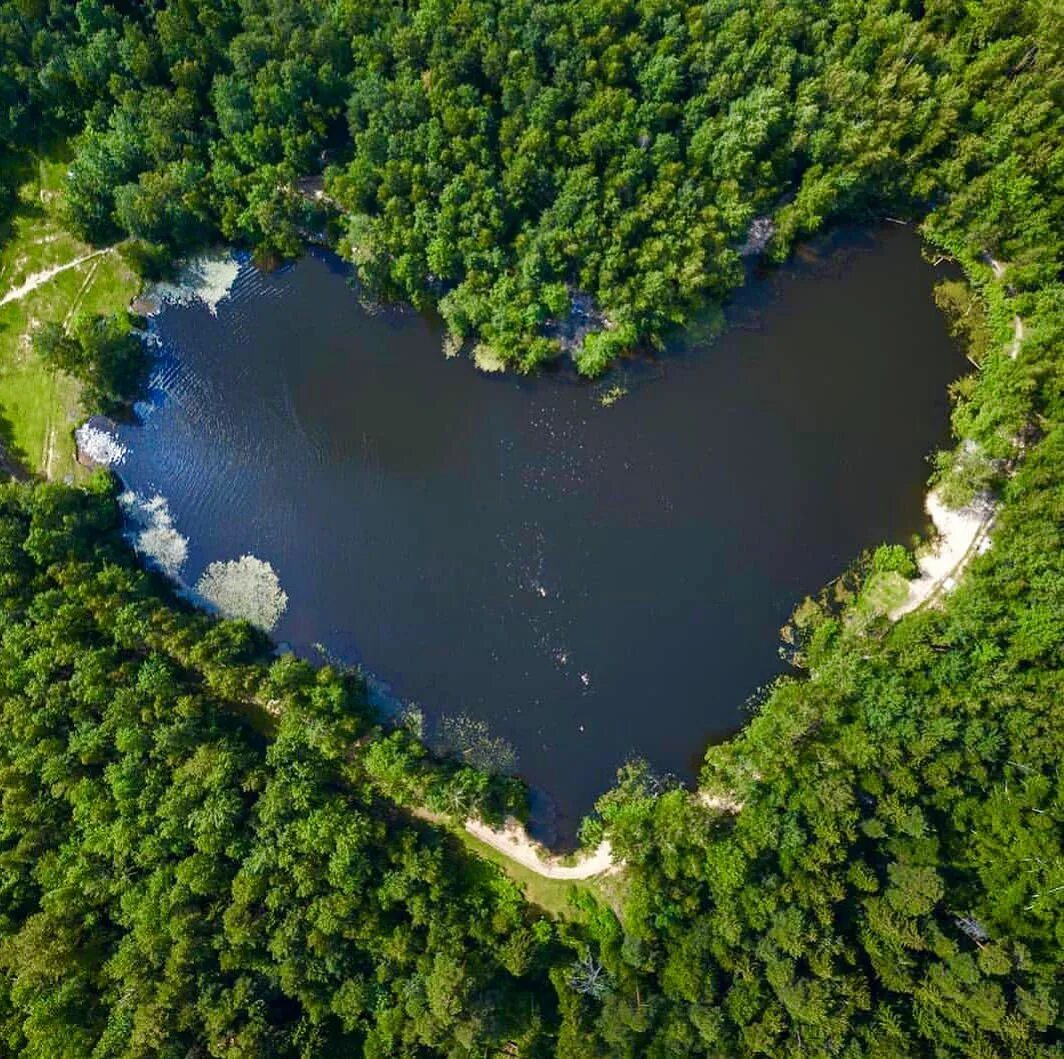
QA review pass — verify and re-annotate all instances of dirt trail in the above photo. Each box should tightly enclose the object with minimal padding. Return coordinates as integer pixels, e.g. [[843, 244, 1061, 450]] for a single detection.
[[1008, 314, 1025, 359], [0, 249, 111, 309], [890, 492, 995, 618], [464, 817, 617, 879], [891, 255, 1024, 619], [41, 418, 57, 479], [63, 257, 101, 328], [33, 254, 106, 479], [986, 256, 1025, 359]]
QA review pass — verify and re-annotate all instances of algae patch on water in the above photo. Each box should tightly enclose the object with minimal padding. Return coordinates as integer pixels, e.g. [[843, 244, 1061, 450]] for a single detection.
[[151, 252, 241, 316], [118, 490, 189, 579], [195, 555, 289, 631]]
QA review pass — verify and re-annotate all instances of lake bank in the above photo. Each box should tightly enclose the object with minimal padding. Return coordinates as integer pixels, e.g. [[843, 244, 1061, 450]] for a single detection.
[[110, 224, 968, 843]]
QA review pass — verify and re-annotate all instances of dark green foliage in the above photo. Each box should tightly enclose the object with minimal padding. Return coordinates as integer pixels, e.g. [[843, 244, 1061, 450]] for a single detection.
[[872, 543, 917, 579], [934, 279, 994, 367], [0, 475, 558, 1055], [2, 0, 1060, 373], [32, 312, 146, 413]]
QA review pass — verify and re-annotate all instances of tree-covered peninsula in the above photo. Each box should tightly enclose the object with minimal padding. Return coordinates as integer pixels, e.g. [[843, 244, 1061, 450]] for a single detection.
[[2, 0, 1057, 374], [0, 0, 1061, 1056]]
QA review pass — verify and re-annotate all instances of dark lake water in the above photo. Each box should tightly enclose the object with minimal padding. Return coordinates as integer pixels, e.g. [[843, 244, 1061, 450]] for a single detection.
[[117, 226, 965, 842]]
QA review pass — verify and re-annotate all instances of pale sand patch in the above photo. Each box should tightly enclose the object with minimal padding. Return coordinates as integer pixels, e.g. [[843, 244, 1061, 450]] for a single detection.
[[890, 490, 995, 619], [464, 816, 618, 879], [697, 790, 744, 814], [0, 249, 111, 308], [889, 255, 1023, 619]]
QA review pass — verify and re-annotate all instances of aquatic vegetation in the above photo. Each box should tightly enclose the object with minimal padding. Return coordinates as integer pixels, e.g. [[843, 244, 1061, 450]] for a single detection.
[[118, 490, 188, 577], [152, 253, 240, 316], [598, 384, 627, 408], [74, 422, 126, 465], [434, 713, 518, 776], [472, 343, 506, 373], [195, 554, 288, 631]]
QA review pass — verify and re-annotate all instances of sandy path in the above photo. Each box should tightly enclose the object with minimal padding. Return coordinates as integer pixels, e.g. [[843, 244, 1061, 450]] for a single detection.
[[0, 249, 111, 309], [464, 817, 617, 878], [986, 256, 1025, 359], [891, 255, 1024, 618], [890, 491, 995, 618]]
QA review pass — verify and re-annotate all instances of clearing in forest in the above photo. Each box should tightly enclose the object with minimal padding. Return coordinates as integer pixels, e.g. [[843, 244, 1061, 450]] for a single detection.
[[0, 153, 138, 479]]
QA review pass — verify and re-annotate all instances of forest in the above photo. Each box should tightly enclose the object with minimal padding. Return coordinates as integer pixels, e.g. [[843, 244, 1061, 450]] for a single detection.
[[0, 0, 1061, 1055], [0, 0, 1058, 374]]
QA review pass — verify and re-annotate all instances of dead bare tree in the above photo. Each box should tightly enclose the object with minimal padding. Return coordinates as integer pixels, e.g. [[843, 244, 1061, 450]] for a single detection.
[[568, 953, 610, 1000]]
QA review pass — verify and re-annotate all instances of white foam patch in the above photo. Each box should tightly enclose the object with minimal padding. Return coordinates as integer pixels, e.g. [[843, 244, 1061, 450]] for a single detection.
[[152, 252, 241, 315], [118, 491, 188, 578], [75, 423, 127, 466], [194, 555, 288, 631]]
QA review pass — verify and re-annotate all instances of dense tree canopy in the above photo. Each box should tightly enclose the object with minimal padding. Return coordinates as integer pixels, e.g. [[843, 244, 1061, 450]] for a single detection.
[[1, 0, 1059, 373], [0, 0, 1061, 1055], [0, 476, 562, 1055]]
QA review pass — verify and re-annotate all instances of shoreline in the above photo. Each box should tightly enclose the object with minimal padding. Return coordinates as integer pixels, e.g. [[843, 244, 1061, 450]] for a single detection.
[[889, 491, 996, 619], [57, 239, 1018, 874], [889, 255, 1024, 621], [464, 817, 617, 879]]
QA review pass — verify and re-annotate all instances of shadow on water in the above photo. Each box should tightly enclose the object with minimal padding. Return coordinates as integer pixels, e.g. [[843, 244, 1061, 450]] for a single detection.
[[115, 225, 967, 844]]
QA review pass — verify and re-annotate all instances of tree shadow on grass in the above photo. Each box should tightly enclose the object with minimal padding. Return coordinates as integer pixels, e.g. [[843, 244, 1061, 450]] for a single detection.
[[0, 405, 31, 481], [0, 151, 45, 245]]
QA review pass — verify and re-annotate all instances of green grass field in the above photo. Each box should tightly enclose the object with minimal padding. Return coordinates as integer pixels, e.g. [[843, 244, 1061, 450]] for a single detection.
[[853, 569, 911, 620], [0, 153, 139, 478]]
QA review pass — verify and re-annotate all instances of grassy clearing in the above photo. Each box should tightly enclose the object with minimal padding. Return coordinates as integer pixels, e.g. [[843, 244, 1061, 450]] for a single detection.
[[854, 570, 911, 619], [0, 152, 138, 478], [454, 825, 627, 921]]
